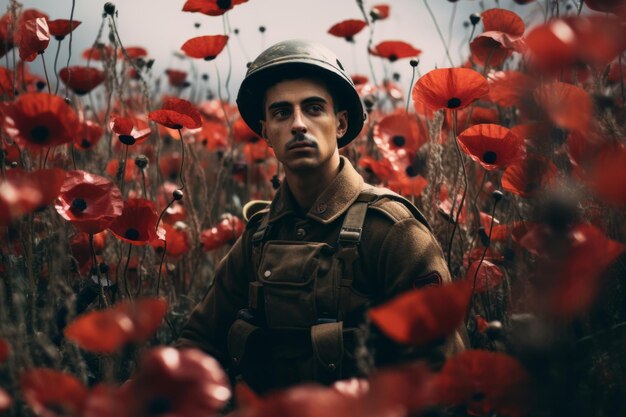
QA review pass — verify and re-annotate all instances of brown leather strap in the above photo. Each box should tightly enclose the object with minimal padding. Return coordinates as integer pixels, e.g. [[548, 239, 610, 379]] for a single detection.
[[311, 321, 344, 380]]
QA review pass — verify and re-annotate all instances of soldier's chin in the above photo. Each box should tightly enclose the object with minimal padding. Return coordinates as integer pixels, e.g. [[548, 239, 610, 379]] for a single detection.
[[284, 157, 321, 172]]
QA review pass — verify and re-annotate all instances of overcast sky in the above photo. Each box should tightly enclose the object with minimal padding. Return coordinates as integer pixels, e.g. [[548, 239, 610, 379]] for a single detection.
[[8, 0, 542, 99]]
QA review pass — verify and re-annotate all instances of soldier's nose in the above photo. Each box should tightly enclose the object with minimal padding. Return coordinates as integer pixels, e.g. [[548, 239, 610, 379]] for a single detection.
[[291, 109, 307, 135]]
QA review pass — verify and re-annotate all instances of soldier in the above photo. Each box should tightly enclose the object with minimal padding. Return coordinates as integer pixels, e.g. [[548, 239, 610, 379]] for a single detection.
[[177, 39, 466, 393]]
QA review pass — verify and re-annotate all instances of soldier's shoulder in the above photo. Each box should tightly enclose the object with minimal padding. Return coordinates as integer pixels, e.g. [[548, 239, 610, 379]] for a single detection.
[[362, 186, 431, 228], [244, 200, 271, 231]]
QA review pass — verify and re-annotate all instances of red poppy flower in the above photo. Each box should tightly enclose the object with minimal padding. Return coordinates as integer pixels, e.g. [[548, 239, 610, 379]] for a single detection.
[[148, 97, 202, 130], [387, 172, 428, 198], [233, 116, 262, 143], [20, 368, 88, 417], [481, 8, 525, 36], [16, 17, 50, 61], [108, 198, 159, 245], [358, 156, 395, 184], [369, 40, 421, 62], [0, 177, 43, 226], [465, 260, 504, 293], [533, 81, 592, 133], [55, 170, 123, 235], [165, 68, 188, 87], [47, 19, 81, 40], [583, 0, 626, 14], [328, 19, 367, 42], [110, 116, 151, 145], [81, 44, 114, 61], [181, 35, 228, 60], [0, 13, 15, 59], [448, 106, 499, 131], [119, 347, 231, 417], [487, 70, 537, 108], [182, 0, 248, 16], [470, 31, 525, 67], [457, 124, 523, 170], [151, 222, 190, 259], [74, 119, 104, 150], [201, 215, 244, 251], [244, 140, 275, 164], [59, 66, 105, 95], [120, 46, 148, 59], [413, 68, 489, 112], [370, 4, 390, 20], [105, 159, 136, 182], [4, 92, 78, 148], [70, 231, 107, 268], [502, 154, 557, 198], [5, 168, 66, 210], [0, 66, 15, 97], [588, 144, 626, 207], [369, 279, 472, 346], [374, 112, 425, 160], [434, 350, 534, 417]]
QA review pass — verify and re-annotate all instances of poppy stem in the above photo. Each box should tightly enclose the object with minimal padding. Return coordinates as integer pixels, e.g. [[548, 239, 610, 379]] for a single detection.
[[156, 240, 167, 297], [355, 0, 379, 86], [89, 233, 109, 308], [70, 142, 77, 170], [39, 53, 52, 94], [222, 15, 232, 104], [405, 65, 417, 113], [140, 167, 148, 199], [119, 144, 129, 196], [65, 0, 76, 72], [176, 129, 186, 191], [122, 243, 133, 300], [422, 0, 455, 67], [53, 40, 62, 95], [156, 198, 175, 233]]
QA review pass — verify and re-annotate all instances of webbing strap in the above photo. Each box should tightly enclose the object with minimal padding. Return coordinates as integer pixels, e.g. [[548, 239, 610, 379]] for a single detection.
[[252, 211, 271, 245]]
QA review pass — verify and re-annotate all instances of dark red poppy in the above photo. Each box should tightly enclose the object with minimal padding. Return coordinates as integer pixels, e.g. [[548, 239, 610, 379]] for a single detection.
[[5, 168, 66, 210], [502, 154, 557, 198], [110, 116, 151, 145], [374, 112, 425, 160], [370, 4, 390, 20], [158, 154, 183, 183], [181, 35, 228, 60], [369, 40, 421, 62], [70, 231, 107, 268], [434, 350, 534, 417], [151, 223, 190, 259], [16, 17, 50, 61], [358, 156, 395, 184], [438, 186, 467, 224], [351, 74, 369, 85], [47, 19, 81, 40], [0, 66, 14, 97], [120, 46, 148, 59], [533, 81, 592, 133], [55, 170, 124, 235], [201, 215, 244, 251], [20, 368, 88, 417], [369, 279, 472, 346], [465, 260, 504, 293], [328, 19, 367, 42], [105, 159, 136, 182], [148, 97, 202, 130], [0, 177, 43, 226], [583, 0, 626, 14], [64, 298, 167, 353], [108, 198, 159, 245], [481, 8, 525, 36], [0, 338, 10, 363], [487, 70, 537, 108], [165, 68, 188, 87], [4, 92, 78, 148], [233, 116, 262, 143], [588, 144, 626, 207], [413, 68, 489, 112], [81, 44, 114, 61], [0, 13, 15, 59], [490, 221, 531, 243], [457, 124, 523, 170], [182, 0, 248, 16], [74, 119, 104, 150], [470, 31, 525, 67], [244, 140, 275, 164], [59, 66, 105, 95], [198, 119, 229, 150]]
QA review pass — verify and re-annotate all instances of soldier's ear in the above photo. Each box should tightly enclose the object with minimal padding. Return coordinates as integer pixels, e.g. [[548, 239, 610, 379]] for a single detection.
[[260, 121, 272, 147], [336, 110, 348, 139]]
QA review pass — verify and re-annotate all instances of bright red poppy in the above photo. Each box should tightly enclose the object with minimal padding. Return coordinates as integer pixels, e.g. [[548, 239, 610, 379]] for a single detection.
[[81, 44, 114, 61], [5, 168, 66, 210], [47, 19, 81, 40], [413, 68, 489, 112], [386, 170, 428, 198], [165, 68, 188, 88], [148, 97, 202, 130], [369, 40, 421, 62], [328, 19, 367, 42], [374, 112, 425, 160], [110, 116, 151, 145], [181, 35, 229, 60], [434, 350, 534, 417], [120, 46, 148, 59], [74, 119, 104, 150], [457, 124, 523, 170], [4, 92, 78, 148], [64, 298, 167, 353], [502, 154, 557, 198], [182, 0, 249, 16], [465, 260, 504, 293], [470, 31, 525, 67], [16, 17, 50, 61], [369, 279, 472, 346], [481, 8, 525, 36], [233, 116, 262, 143], [108, 198, 160, 245], [243, 139, 275, 164], [358, 156, 395, 184], [370, 4, 390, 20], [201, 215, 244, 251], [151, 222, 190, 259], [533, 81, 593, 133], [487, 70, 537, 108], [55, 170, 124, 235], [588, 143, 626, 207], [20, 368, 88, 417], [59, 66, 105, 95]]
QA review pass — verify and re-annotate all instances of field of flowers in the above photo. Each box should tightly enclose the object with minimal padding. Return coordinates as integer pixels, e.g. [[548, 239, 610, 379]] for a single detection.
[[1, 0, 625, 416]]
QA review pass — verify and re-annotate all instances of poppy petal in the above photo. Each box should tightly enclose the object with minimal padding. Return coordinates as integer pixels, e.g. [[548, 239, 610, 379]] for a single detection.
[[413, 68, 489, 111], [181, 35, 228, 60]]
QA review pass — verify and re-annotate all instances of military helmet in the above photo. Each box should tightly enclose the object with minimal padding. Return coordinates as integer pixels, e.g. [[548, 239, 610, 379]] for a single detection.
[[236, 39, 365, 148]]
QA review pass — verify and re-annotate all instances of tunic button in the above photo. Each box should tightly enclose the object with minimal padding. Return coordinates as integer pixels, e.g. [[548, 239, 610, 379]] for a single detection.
[[316, 203, 327, 213], [264, 270, 271, 278], [296, 228, 306, 239], [328, 363, 336, 371]]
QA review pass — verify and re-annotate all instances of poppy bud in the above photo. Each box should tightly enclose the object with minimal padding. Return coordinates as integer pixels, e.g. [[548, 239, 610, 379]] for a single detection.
[[36, 81, 46, 91], [201, 73, 209, 81], [392, 72, 400, 81], [470, 13, 481, 25], [173, 190, 184, 201], [234, 28, 240, 35], [64, 97, 72, 105], [135, 155, 149, 169], [492, 190, 503, 202], [146, 59, 155, 69], [104, 2, 116, 16], [485, 320, 503, 339], [363, 94, 376, 110], [409, 59, 419, 67], [194, 22, 201, 28], [119, 135, 136, 146], [258, 26, 266, 33]]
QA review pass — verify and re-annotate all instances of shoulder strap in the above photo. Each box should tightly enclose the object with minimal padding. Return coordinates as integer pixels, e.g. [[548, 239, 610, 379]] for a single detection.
[[361, 187, 432, 231]]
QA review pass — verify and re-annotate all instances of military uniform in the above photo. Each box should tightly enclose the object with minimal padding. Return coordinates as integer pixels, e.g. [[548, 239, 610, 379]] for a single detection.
[[178, 157, 466, 393]]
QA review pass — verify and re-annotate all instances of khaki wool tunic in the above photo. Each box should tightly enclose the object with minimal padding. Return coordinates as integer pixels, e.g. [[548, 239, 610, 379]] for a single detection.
[[178, 156, 466, 392]]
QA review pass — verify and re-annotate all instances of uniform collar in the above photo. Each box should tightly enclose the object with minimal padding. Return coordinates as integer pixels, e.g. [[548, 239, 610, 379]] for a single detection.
[[268, 156, 364, 224]]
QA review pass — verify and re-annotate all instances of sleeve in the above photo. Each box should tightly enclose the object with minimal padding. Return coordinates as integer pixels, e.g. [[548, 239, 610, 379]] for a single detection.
[[175, 233, 251, 367]]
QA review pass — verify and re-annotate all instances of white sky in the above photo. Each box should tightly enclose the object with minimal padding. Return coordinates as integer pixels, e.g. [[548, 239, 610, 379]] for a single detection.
[[5, 0, 545, 99]]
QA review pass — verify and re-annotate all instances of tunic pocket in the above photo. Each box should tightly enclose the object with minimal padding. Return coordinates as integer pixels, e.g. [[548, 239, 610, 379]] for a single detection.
[[258, 241, 332, 329]]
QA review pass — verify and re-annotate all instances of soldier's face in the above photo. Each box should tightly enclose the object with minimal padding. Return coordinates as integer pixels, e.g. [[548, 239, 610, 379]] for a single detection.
[[261, 78, 347, 174]]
